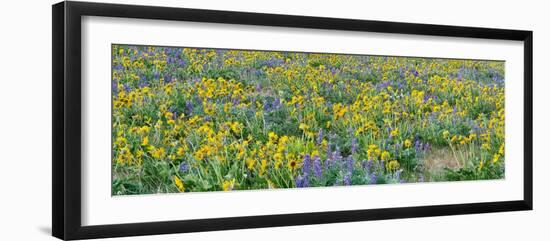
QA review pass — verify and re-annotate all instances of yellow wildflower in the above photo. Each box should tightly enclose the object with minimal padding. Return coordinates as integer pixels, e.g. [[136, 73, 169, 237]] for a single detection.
[[498, 144, 505, 155], [387, 160, 400, 171], [150, 147, 165, 159], [173, 176, 185, 192], [268, 132, 278, 143], [259, 159, 268, 176], [246, 158, 256, 170], [390, 128, 399, 137], [478, 159, 484, 172], [404, 139, 412, 148], [492, 153, 501, 163], [176, 146, 187, 157], [222, 179, 235, 191]]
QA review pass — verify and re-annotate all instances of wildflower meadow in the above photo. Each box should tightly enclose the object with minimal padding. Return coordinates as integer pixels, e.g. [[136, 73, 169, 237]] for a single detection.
[[111, 44, 505, 195]]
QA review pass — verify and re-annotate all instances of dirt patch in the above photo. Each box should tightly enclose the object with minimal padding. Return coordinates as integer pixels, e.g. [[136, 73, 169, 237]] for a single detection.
[[422, 148, 459, 179]]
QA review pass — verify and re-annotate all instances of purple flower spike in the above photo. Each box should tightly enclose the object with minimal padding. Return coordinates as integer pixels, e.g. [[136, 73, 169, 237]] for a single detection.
[[414, 140, 422, 153], [316, 128, 324, 145], [179, 162, 189, 173], [313, 156, 322, 179], [395, 169, 403, 183], [185, 101, 193, 113], [423, 143, 430, 152], [302, 154, 311, 176], [343, 174, 351, 186], [351, 138, 358, 154], [295, 175, 309, 188], [123, 84, 131, 93], [334, 147, 342, 162], [272, 98, 281, 109], [346, 155, 354, 174], [369, 173, 377, 184], [295, 175, 303, 188], [326, 141, 332, 161], [365, 159, 373, 174], [112, 80, 118, 93]]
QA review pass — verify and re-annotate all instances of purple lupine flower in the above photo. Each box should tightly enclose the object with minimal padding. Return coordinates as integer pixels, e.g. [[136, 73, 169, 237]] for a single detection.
[[393, 142, 401, 157], [395, 169, 404, 183], [346, 155, 354, 174], [471, 121, 482, 133], [185, 101, 193, 113], [138, 81, 148, 88], [351, 138, 358, 154], [396, 81, 404, 89], [326, 141, 332, 161], [365, 159, 373, 174], [112, 80, 118, 93], [414, 140, 422, 153], [343, 174, 351, 186], [272, 98, 281, 109], [177, 59, 186, 67], [316, 128, 324, 145], [418, 174, 425, 182], [333, 147, 342, 162], [369, 173, 377, 184], [302, 154, 311, 176], [263, 102, 272, 112], [295, 175, 309, 188], [295, 175, 304, 188], [313, 155, 322, 179], [423, 93, 430, 103], [124, 84, 131, 93], [179, 162, 189, 173], [255, 84, 262, 92], [232, 98, 240, 106], [164, 74, 173, 83], [423, 143, 430, 152]]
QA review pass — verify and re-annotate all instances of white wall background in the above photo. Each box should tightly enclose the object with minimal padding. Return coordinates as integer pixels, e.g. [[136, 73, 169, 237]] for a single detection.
[[0, 0, 547, 240]]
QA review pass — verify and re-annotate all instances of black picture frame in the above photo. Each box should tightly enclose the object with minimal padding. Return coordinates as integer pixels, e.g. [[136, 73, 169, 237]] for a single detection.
[[52, 1, 533, 240]]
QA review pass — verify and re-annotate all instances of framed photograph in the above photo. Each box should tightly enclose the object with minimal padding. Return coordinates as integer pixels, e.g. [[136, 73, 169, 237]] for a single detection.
[[52, 1, 533, 240]]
